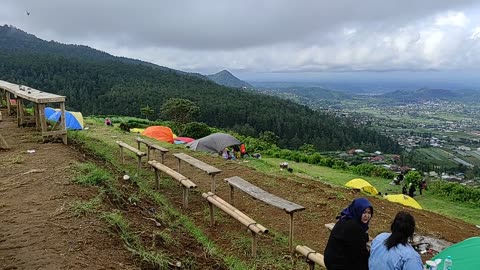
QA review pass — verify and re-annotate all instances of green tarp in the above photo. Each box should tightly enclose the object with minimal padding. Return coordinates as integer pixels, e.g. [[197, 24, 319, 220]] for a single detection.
[[432, 237, 480, 269]]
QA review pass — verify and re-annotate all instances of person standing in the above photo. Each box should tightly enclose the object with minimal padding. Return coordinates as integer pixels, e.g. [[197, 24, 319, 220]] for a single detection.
[[369, 211, 423, 270], [408, 183, 416, 197], [324, 197, 373, 270]]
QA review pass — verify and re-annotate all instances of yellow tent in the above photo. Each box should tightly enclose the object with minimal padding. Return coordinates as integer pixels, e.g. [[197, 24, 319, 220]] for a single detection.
[[130, 128, 145, 134], [384, 194, 422, 209], [345, 178, 379, 195]]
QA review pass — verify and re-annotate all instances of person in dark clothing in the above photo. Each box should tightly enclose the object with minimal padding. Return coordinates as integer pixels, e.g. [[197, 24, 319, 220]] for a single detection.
[[324, 198, 373, 270], [408, 183, 416, 197], [402, 185, 407, 195]]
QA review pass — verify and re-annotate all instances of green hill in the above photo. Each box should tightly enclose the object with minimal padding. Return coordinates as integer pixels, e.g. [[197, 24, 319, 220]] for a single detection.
[[207, 70, 253, 89], [0, 25, 400, 153]]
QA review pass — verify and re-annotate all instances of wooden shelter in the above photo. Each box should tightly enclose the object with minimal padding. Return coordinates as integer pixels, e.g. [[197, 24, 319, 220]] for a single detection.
[[0, 80, 67, 144]]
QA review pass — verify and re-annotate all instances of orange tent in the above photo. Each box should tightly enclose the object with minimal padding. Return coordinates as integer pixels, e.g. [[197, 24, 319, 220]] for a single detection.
[[142, 126, 174, 143]]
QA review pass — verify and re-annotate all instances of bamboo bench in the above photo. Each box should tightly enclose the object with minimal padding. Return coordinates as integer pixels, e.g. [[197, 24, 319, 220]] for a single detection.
[[135, 137, 169, 163], [295, 245, 325, 270], [202, 192, 268, 257], [148, 160, 197, 208], [224, 176, 305, 254], [173, 153, 222, 192], [116, 141, 146, 175]]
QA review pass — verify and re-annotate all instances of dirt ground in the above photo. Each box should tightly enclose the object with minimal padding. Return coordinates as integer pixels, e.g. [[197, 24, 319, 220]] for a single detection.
[[1, 109, 479, 269]]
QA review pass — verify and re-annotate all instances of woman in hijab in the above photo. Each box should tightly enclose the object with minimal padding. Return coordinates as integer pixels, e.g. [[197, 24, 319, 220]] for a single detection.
[[324, 197, 373, 270], [368, 211, 422, 270]]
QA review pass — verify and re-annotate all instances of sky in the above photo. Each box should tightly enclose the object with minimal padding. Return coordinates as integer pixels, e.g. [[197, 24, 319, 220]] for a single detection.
[[2, 0, 480, 85]]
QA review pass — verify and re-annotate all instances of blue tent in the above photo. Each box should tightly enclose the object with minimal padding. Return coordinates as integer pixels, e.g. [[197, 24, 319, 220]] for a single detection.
[[44, 107, 57, 119], [47, 110, 84, 130]]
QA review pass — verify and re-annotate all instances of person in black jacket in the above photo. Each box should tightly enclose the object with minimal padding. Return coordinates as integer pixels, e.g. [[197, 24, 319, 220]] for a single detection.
[[324, 197, 373, 270]]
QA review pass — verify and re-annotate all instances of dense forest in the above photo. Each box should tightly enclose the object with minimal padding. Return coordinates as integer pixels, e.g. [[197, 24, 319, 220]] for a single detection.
[[0, 25, 401, 153]]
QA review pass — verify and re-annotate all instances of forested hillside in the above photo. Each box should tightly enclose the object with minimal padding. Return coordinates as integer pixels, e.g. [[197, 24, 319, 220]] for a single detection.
[[0, 25, 400, 153]]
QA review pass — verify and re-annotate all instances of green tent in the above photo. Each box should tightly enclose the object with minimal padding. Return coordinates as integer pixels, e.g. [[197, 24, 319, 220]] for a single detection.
[[432, 237, 480, 269]]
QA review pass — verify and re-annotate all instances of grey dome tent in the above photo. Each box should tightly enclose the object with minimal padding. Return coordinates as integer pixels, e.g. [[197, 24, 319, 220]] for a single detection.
[[186, 133, 241, 153]]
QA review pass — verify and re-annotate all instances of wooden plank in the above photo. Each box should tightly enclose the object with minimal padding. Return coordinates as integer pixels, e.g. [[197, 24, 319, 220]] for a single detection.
[[135, 137, 169, 152], [42, 130, 67, 136], [148, 160, 196, 189], [173, 153, 222, 175], [224, 176, 305, 213], [116, 141, 146, 157], [0, 80, 65, 103]]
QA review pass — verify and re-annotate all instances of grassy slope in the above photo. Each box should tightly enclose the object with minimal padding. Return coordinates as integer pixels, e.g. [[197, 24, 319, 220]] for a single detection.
[[245, 157, 480, 225]]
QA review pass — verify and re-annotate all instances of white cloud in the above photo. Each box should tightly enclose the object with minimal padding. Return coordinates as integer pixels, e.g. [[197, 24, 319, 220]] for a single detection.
[[434, 11, 468, 27]]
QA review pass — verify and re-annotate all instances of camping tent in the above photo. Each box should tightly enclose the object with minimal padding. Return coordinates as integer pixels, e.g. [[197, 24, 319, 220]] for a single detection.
[[174, 137, 195, 145], [384, 194, 422, 209], [186, 133, 241, 153], [431, 237, 480, 269], [142, 126, 174, 143], [47, 110, 84, 130], [44, 107, 57, 119], [345, 178, 379, 195]]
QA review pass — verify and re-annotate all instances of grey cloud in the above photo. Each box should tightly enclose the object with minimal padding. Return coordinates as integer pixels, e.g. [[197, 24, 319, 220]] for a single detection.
[[1, 0, 477, 50]]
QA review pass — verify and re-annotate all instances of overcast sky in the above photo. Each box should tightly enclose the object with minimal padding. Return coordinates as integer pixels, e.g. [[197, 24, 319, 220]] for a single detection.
[[2, 0, 480, 82]]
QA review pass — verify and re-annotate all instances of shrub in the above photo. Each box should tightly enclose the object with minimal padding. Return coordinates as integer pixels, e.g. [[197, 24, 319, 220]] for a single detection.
[[182, 122, 211, 138]]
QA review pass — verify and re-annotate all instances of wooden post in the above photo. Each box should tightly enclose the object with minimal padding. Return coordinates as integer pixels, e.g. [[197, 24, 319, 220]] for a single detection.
[[211, 174, 216, 193], [60, 102, 67, 144], [177, 158, 181, 173], [154, 169, 159, 189], [120, 147, 125, 164], [34, 103, 40, 130], [183, 186, 189, 208], [160, 152, 165, 164], [289, 212, 294, 254], [208, 201, 214, 225], [136, 140, 141, 150], [251, 230, 257, 258], [6, 92, 11, 116], [146, 147, 151, 161], [229, 185, 235, 205], [136, 156, 142, 176], [16, 98, 23, 126], [308, 261, 315, 270]]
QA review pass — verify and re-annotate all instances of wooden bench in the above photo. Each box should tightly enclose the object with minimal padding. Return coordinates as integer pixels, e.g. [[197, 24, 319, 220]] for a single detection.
[[148, 160, 197, 208], [224, 176, 305, 254], [295, 245, 325, 270], [202, 192, 268, 257], [135, 137, 169, 163], [173, 153, 222, 192], [116, 141, 146, 175]]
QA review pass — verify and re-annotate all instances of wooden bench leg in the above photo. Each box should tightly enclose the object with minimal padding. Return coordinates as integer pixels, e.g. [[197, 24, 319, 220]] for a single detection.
[[136, 156, 142, 176], [177, 159, 181, 173], [147, 147, 151, 161], [211, 174, 216, 193], [229, 185, 235, 205], [289, 212, 294, 254], [251, 230, 257, 258], [308, 261, 315, 270], [154, 169, 159, 189], [208, 201, 214, 225], [120, 147, 124, 164], [183, 186, 189, 208], [160, 153, 165, 164]]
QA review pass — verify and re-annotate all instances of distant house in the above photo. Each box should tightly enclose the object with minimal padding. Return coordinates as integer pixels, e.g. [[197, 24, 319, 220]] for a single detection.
[[347, 149, 356, 155], [370, 155, 385, 162], [354, 149, 365, 153], [458, 145, 471, 151], [374, 151, 382, 155]]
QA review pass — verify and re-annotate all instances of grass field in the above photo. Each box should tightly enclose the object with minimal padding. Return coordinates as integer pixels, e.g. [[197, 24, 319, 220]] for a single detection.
[[245, 157, 480, 225]]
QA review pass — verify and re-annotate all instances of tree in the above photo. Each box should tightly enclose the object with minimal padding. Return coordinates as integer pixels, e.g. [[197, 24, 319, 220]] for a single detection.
[[299, 143, 316, 155], [404, 170, 422, 187], [140, 105, 154, 120], [160, 98, 199, 125], [259, 131, 279, 146]]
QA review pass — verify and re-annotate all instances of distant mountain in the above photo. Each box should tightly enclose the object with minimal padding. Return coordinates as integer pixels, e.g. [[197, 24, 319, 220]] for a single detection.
[[0, 25, 401, 153], [207, 70, 253, 89], [379, 88, 461, 103]]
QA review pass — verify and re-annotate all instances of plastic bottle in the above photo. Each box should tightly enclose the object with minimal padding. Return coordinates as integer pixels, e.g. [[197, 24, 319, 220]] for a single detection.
[[443, 256, 452, 270]]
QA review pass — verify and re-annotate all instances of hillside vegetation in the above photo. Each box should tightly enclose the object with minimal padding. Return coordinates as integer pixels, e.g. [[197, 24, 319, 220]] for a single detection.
[[0, 25, 400, 153]]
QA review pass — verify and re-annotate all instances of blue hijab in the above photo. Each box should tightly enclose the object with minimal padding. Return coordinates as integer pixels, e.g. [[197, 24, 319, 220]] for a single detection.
[[337, 197, 373, 232]]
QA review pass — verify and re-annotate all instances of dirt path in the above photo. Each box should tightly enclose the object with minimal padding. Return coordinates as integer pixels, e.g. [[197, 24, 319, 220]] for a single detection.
[[0, 110, 137, 269]]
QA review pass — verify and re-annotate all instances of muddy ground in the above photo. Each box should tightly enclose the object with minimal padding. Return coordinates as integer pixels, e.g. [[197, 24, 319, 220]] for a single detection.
[[1, 109, 479, 269]]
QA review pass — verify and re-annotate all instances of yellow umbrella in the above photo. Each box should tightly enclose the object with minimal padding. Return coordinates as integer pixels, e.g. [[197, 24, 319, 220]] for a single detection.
[[384, 194, 422, 209], [345, 178, 379, 195]]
